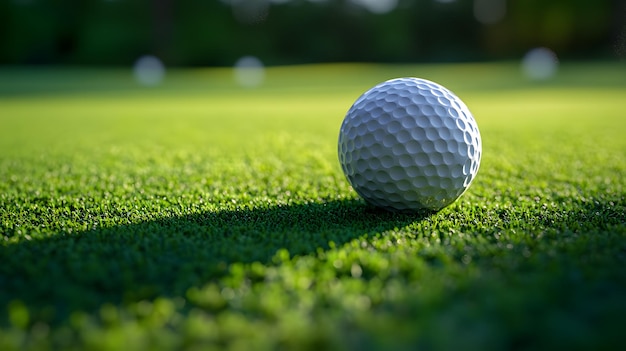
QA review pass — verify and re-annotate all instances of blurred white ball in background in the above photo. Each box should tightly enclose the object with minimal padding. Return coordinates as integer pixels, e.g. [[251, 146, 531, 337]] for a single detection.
[[233, 56, 266, 88], [522, 47, 559, 81], [133, 55, 165, 87]]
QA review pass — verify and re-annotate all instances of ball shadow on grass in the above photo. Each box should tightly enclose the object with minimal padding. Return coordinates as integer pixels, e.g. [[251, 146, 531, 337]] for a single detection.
[[0, 199, 430, 324], [2, 197, 624, 331]]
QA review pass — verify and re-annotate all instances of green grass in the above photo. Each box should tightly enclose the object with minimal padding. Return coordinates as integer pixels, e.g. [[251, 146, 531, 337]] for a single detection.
[[1, 62, 625, 350]]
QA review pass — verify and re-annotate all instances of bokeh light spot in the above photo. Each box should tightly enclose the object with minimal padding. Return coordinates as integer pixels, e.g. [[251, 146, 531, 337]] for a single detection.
[[350, 0, 398, 14], [133, 55, 165, 87], [234, 56, 266, 88], [474, 0, 506, 25]]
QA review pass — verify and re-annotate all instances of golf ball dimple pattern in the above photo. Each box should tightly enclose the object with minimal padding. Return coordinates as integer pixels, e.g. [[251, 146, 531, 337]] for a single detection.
[[338, 78, 481, 212]]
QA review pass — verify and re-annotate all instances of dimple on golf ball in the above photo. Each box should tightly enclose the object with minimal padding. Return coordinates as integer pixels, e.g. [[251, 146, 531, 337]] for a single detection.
[[338, 77, 481, 212]]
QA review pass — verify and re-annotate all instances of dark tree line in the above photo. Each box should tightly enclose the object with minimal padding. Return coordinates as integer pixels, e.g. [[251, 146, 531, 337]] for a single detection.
[[0, 0, 623, 66]]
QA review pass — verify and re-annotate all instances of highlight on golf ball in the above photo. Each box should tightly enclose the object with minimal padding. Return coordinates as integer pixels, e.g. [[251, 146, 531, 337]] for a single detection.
[[338, 78, 482, 212]]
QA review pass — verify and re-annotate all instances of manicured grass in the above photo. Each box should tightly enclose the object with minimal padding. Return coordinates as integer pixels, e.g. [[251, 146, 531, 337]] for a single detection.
[[1, 62, 625, 350]]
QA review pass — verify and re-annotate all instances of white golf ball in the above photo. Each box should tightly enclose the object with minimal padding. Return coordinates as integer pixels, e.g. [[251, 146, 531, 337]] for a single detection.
[[338, 78, 482, 212]]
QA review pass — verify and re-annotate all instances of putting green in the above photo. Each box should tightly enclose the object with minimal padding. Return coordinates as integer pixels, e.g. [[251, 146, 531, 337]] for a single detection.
[[0, 62, 625, 350]]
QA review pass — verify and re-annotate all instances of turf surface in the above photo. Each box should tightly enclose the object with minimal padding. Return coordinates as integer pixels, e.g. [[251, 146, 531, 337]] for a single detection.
[[1, 62, 625, 350]]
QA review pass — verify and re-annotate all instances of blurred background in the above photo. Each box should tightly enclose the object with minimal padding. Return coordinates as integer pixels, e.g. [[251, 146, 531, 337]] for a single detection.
[[1, 0, 624, 68]]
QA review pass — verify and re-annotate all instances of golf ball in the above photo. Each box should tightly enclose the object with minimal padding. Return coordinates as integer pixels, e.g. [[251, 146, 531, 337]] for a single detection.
[[338, 78, 481, 212]]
